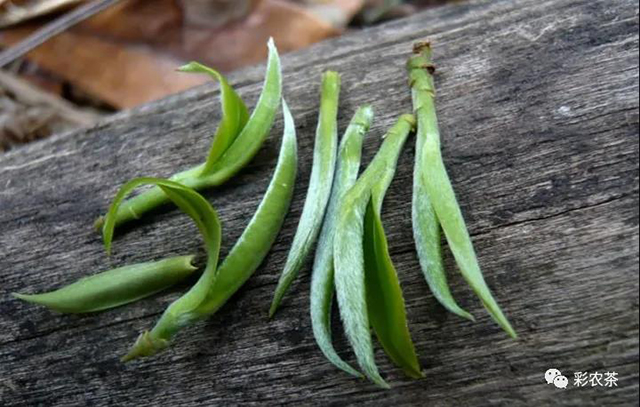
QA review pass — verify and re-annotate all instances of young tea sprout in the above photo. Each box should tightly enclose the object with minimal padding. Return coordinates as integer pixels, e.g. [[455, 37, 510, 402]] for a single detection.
[[270, 71, 341, 316], [334, 114, 420, 388], [101, 177, 223, 360], [96, 38, 282, 231], [12, 36, 522, 386], [409, 45, 473, 322], [310, 105, 374, 378], [13, 256, 198, 314], [120, 99, 298, 361], [408, 42, 516, 338]]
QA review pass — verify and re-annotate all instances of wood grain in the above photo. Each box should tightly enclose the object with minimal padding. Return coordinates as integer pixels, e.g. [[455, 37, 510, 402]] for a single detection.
[[0, 0, 638, 405]]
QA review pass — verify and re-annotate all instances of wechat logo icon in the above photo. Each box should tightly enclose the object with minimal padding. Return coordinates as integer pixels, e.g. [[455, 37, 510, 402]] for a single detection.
[[545, 368, 568, 389]]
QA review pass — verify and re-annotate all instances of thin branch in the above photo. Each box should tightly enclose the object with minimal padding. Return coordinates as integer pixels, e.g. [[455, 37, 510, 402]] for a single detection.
[[0, 0, 122, 68]]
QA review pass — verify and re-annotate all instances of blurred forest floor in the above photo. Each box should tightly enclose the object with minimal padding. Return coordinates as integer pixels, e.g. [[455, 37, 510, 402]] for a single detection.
[[0, 0, 458, 152]]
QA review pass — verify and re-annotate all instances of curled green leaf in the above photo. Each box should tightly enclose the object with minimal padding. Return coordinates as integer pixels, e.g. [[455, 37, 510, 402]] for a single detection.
[[97, 38, 282, 231], [178, 62, 249, 171], [195, 99, 298, 317], [13, 256, 197, 314], [333, 114, 414, 388], [310, 105, 373, 378], [203, 38, 283, 183], [270, 71, 340, 316], [102, 178, 221, 258], [123, 99, 297, 361], [409, 42, 516, 338], [101, 178, 222, 361]]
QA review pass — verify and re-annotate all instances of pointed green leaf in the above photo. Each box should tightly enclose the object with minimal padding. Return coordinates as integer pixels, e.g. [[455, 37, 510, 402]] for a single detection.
[[123, 99, 297, 361], [412, 102, 473, 321], [178, 62, 249, 172], [421, 140, 517, 338], [409, 43, 516, 338], [101, 178, 223, 360], [102, 177, 220, 259], [270, 71, 341, 316], [360, 112, 422, 379], [364, 200, 423, 379], [13, 256, 197, 314], [408, 44, 473, 321], [203, 37, 282, 183], [98, 38, 282, 230], [333, 114, 414, 388], [195, 98, 298, 317], [334, 184, 387, 388], [310, 105, 373, 378]]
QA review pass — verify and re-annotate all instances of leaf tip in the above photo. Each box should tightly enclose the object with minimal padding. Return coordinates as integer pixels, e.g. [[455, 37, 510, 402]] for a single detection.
[[267, 38, 281, 63], [266, 37, 280, 59], [450, 306, 475, 322], [176, 61, 202, 73], [405, 365, 425, 379], [12, 292, 47, 308], [268, 298, 280, 319], [120, 353, 135, 363], [184, 255, 198, 271], [374, 378, 392, 390]]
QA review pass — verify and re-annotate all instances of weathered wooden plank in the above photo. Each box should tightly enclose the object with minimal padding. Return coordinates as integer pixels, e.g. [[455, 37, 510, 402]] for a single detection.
[[0, 0, 638, 405]]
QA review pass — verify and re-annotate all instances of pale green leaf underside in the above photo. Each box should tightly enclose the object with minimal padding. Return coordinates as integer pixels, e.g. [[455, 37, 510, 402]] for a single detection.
[[408, 46, 516, 338], [270, 71, 340, 316], [412, 105, 474, 321], [195, 99, 298, 316], [204, 37, 282, 184], [422, 144, 517, 338], [333, 115, 414, 388], [310, 105, 373, 378]]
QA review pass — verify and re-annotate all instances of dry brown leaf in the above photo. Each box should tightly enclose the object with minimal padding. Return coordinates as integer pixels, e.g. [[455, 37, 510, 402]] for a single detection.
[[178, 0, 263, 29], [0, 0, 83, 28], [0, 69, 103, 151], [72, 0, 182, 46], [77, 0, 340, 71], [0, 69, 99, 123], [175, 0, 340, 71], [0, 25, 208, 108], [0, 0, 340, 107]]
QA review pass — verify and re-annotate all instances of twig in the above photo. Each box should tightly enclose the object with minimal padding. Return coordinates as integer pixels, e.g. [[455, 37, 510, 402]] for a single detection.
[[0, 70, 103, 125], [0, 0, 85, 28], [0, 0, 122, 68]]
